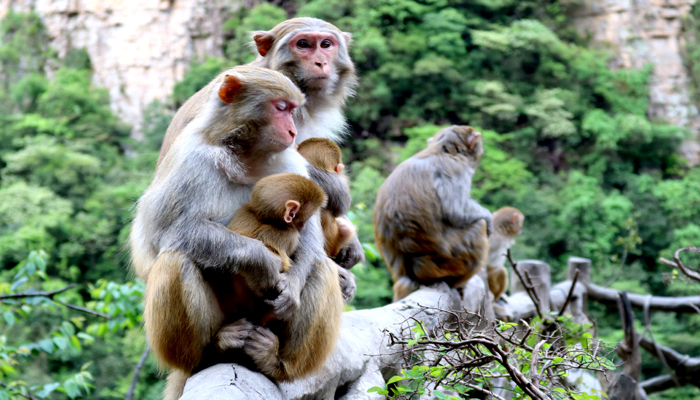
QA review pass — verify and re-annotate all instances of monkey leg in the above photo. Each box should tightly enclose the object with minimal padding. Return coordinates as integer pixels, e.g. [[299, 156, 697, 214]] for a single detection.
[[163, 369, 190, 400], [393, 276, 418, 302], [244, 258, 344, 381], [144, 250, 224, 373], [487, 265, 508, 302]]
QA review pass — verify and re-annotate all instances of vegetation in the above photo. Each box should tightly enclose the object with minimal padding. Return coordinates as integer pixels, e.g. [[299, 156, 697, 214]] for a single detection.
[[0, 0, 699, 398]]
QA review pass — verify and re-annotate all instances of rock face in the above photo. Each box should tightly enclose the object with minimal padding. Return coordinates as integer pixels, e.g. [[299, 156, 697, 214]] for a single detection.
[[0, 0, 239, 137], [573, 0, 700, 165]]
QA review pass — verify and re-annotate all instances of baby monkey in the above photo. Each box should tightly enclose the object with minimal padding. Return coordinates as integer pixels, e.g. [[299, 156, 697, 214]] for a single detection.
[[297, 138, 356, 258], [227, 173, 327, 273]]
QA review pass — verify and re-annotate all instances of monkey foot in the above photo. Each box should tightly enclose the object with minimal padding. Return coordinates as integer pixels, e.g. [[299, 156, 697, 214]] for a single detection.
[[215, 319, 254, 352], [244, 326, 282, 378]]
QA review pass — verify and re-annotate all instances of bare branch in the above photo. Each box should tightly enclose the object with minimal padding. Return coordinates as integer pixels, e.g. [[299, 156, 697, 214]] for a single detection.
[[0, 284, 77, 300], [558, 270, 579, 318], [0, 380, 39, 400], [659, 246, 700, 283], [507, 249, 544, 319], [125, 342, 150, 400]]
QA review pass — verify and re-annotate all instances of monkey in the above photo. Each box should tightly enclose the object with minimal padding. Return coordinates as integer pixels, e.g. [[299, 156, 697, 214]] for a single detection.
[[297, 137, 356, 257], [155, 17, 363, 270], [129, 66, 350, 400], [486, 207, 525, 302], [226, 173, 328, 273], [373, 126, 493, 302]]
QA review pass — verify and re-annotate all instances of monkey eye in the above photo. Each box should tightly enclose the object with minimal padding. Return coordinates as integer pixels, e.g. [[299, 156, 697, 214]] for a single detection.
[[320, 39, 332, 48], [275, 100, 288, 111], [296, 40, 311, 49]]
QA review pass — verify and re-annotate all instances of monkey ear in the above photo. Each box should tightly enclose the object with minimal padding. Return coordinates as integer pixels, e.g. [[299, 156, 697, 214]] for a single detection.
[[342, 32, 353, 47], [219, 75, 244, 104], [253, 32, 274, 57], [335, 163, 344, 174], [467, 131, 482, 150], [284, 200, 301, 223], [511, 212, 519, 225]]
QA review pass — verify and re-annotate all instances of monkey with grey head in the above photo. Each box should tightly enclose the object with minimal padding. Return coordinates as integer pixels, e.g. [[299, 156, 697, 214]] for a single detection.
[[374, 125, 493, 301]]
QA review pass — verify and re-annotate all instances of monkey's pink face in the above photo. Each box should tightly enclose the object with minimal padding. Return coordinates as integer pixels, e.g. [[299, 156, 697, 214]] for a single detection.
[[269, 98, 299, 150], [289, 32, 339, 89]]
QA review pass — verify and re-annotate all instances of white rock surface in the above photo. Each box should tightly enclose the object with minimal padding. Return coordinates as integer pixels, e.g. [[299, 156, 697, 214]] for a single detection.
[[179, 283, 464, 400], [573, 0, 700, 165], [0, 0, 239, 137]]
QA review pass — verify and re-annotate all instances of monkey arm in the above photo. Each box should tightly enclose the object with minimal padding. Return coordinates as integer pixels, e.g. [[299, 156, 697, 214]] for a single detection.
[[435, 170, 493, 235], [307, 165, 351, 217], [266, 215, 326, 319], [166, 219, 282, 293]]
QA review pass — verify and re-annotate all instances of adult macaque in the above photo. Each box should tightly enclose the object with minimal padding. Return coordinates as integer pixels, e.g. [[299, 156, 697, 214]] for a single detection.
[[373, 126, 493, 302], [487, 207, 525, 302], [297, 138, 356, 257], [227, 173, 327, 273], [130, 66, 350, 400], [156, 17, 362, 269]]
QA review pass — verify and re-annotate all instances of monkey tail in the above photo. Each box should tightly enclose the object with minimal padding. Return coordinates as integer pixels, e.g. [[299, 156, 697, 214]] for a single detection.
[[164, 369, 190, 400], [393, 276, 418, 302]]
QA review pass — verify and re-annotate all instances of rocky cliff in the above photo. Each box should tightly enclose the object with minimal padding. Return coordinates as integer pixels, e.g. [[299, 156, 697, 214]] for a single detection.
[[0, 0, 240, 137], [1, 0, 699, 164], [573, 0, 700, 165]]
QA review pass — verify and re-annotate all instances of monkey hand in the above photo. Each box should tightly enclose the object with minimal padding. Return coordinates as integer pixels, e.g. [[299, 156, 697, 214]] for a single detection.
[[337, 266, 357, 303], [214, 319, 254, 352], [264, 273, 300, 320], [333, 234, 364, 269], [241, 240, 284, 296]]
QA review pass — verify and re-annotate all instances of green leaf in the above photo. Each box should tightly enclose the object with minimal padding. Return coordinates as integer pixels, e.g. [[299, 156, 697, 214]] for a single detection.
[[64, 379, 81, 399], [38, 338, 54, 353], [0, 389, 9, 400], [434, 389, 447, 399], [35, 382, 60, 398], [387, 376, 403, 385], [2, 311, 15, 326], [553, 357, 564, 363], [53, 336, 68, 350]]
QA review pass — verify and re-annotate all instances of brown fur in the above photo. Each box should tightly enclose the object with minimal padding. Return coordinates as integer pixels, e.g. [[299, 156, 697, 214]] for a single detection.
[[131, 66, 349, 400], [486, 207, 525, 301], [227, 173, 327, 272], [373, 126, 493, 302], [297, 138, 355, 257]]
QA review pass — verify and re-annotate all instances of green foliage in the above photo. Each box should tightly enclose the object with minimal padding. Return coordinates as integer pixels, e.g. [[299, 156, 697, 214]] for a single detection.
[[0, 251, 143, 400], [223, 4, 288, 64]]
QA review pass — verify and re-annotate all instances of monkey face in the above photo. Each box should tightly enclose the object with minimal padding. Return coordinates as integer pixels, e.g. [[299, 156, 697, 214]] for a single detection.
[[268, 98, 300, 150], [288, 31, 341, 91]]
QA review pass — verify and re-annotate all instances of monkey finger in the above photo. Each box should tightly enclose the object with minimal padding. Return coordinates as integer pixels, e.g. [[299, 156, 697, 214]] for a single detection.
[[334, 235, 364, 269], [264, 276, 300, 320], [337, 267, 357, 303]]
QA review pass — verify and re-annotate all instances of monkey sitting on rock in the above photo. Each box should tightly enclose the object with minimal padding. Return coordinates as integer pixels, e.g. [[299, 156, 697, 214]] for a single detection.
[[486, 206, 525, 303], [297, 138, 356, 258], [374, 125, 493, 302]]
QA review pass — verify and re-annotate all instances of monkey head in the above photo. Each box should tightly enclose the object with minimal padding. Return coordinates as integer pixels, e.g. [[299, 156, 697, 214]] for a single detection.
[[297, 137, 344, 174], [212, 66, 306, 153], [251, 18, 357, 96], [250, 173, 328, 230], [493, 206, 525, 237], [429, 125, 484, 167]]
